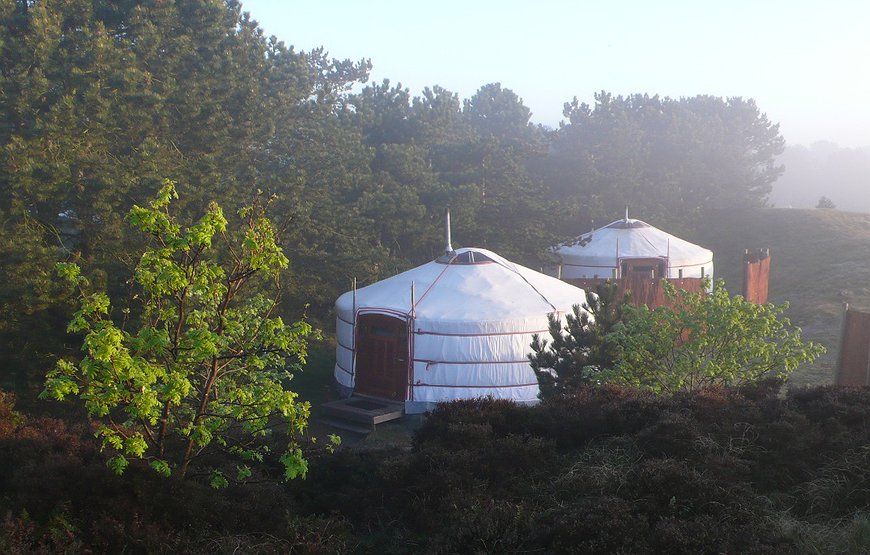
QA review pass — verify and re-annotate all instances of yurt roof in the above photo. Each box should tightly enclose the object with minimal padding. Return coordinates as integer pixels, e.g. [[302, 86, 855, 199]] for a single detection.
[[335, 247, 585, 332], [555, 218, 712, 266]]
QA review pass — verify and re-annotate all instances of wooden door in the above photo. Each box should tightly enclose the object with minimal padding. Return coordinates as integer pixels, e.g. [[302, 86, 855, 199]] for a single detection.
[[620, 257, 666, 279], [355, 314, 409, 400]]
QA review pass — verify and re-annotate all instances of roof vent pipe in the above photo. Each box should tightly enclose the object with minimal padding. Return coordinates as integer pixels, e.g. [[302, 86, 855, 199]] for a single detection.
[[445, 208, 454, 255], [625, 206, 630, 222]]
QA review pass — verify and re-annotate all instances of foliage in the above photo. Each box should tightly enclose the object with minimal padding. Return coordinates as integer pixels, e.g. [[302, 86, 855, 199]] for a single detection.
[[549, 92, 785, 232], [605, 279, 824, 393], [14, 381, 870, 552], [0, 212, 74, 395], [41, 182, 316, 482], [0, 0, 790, 342], [816, 196, 836, 209], [529, 281, 627, 397]]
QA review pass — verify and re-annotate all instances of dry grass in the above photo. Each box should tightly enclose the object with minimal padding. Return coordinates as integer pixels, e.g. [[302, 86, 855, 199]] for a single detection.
[[691, 208, 870, 387]]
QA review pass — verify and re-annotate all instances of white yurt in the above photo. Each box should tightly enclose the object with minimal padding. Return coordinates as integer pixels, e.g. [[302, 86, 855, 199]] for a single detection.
[[334, 245, 589, 413], [554, 213, 713, 282]]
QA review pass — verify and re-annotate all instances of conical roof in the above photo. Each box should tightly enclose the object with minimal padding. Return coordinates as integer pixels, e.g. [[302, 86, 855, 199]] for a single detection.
[[555, 218, 713, 279], [335, 247, 586, 334]]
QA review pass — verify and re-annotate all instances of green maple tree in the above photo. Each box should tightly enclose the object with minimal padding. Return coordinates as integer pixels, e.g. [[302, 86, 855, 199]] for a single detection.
[[42, 181, 322, 484]]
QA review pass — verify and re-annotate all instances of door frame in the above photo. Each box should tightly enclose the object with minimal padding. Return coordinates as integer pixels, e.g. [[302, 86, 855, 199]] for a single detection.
[[353, 311, 411, 401], [619, 256, 668, 279]]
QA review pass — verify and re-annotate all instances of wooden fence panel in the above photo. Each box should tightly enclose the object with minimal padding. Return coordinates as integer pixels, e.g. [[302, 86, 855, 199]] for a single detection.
[[563, 277, 705, 309], [744, 249, 771, 304], [835, 305, 870, 386]]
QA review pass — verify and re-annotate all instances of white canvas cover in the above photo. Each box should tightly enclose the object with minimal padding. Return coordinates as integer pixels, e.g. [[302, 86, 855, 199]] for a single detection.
[[555, 218, 713, 280], [334, 247, 589, 413]]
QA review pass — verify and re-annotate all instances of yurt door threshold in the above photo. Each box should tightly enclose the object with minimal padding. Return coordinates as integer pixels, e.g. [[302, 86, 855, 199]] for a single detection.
[[321, 395, 405, 432]]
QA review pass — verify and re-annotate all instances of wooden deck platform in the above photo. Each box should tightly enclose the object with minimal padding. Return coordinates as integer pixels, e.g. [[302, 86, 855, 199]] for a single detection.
[[320, 395, 404, 432]]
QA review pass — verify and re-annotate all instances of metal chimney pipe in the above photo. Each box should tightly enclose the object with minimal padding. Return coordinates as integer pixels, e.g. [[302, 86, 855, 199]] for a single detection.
[[445, 208, 454, 254]]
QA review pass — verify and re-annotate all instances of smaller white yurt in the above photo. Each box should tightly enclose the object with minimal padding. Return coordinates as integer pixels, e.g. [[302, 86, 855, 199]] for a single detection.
[[554, 213, 713, 282], [334, 244, 589, 414]]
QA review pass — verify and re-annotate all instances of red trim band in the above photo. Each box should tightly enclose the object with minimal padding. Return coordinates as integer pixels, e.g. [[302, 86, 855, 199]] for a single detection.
[[337, 314, 354, 326], [562, 259, 713, 269], [335, 362, 354, 376], [414, 329, 551, 337], [412, 382, 538, 389], [357, 308, 411, 319], [336, 341, 354, 352], [414, 359, 530, 365]]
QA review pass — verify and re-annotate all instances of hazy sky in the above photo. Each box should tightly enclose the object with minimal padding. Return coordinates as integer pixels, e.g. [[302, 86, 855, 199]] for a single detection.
[[240, 0, 870, 148]]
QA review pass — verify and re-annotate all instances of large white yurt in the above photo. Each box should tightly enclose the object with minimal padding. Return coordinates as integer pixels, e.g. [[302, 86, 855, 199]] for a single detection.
[[334, 247, 589, 413], [554, 215, 713, 282]]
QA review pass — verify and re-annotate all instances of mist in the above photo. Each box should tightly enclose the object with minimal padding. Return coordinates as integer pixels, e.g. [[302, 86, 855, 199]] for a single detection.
[[769, 142, 870, 213]]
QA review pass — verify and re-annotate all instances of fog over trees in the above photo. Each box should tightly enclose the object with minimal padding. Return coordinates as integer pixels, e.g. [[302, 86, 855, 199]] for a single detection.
[[770, 142, 870, 213]]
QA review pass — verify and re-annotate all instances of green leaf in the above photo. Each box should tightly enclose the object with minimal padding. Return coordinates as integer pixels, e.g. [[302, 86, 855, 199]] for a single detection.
[[107, 455, 129, 475], [210, 471, 229, 490], [280, 447, 309, 481], [149, 459, 172, 477], [236, 465, 252, 481]]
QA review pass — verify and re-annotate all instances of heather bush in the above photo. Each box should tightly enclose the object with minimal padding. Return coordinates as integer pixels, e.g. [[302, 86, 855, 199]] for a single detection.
[[10, 382, 870, 552]]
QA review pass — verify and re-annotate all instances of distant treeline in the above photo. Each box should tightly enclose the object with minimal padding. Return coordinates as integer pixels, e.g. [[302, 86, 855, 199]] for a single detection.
[[770, 142, 870, 212], [0, 0, 785, 389]]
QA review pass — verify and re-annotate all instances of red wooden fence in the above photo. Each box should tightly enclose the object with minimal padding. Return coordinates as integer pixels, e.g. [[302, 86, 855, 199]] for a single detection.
[[835, 305, 870, 386], [744, 249, 771, 305], [564, 277, 706, 309]]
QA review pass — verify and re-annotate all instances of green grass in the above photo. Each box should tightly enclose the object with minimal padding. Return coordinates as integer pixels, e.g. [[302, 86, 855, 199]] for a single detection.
[[294, 340, 341, 409], [692, 208, 870, 386]]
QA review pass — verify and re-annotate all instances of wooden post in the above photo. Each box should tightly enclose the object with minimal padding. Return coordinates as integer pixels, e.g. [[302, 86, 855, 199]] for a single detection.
[[743, 249, 750, 300], [352, 277, 357, 320], [835, 303, 849, 385], [615, 237, 620, 279], [351, 277, 358, 382], [865, 330, 870, 387], [666, 238, 671, 278]]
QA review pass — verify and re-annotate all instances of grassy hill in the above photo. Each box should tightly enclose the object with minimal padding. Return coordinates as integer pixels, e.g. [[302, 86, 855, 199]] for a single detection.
[[691, 207, 870, 386]]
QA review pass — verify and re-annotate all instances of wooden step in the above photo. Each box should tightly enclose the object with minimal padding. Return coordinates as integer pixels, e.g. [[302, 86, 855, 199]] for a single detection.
[[321, 396, 405, 427], [317, 416, 374, 435]]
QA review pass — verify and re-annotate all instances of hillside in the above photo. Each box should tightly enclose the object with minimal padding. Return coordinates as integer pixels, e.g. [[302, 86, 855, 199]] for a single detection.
[[691, 207, 870, 386]]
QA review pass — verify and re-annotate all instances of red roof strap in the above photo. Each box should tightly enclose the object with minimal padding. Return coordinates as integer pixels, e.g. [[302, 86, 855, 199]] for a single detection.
[[489, 257, 558, 313], [412, 261, 453, 311]]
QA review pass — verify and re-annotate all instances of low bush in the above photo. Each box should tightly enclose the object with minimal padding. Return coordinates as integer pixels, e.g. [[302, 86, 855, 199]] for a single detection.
[[9, 382, 870, 552]]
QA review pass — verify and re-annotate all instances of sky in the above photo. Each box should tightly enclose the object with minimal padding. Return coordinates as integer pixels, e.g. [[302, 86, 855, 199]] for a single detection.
[[240, 0, 870, 149]]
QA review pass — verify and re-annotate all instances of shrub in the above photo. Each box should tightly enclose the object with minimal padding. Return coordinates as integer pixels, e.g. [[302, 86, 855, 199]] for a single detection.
[[606, 279, 824, 393], [529, 281, 627, 398]]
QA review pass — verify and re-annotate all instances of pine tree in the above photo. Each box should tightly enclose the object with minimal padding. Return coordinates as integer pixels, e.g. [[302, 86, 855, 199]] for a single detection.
[[529, 282, 627, 398]]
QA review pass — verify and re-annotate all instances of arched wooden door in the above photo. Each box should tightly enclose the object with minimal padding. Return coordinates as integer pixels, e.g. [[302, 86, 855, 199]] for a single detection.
[[355, 314, 409, 400]]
